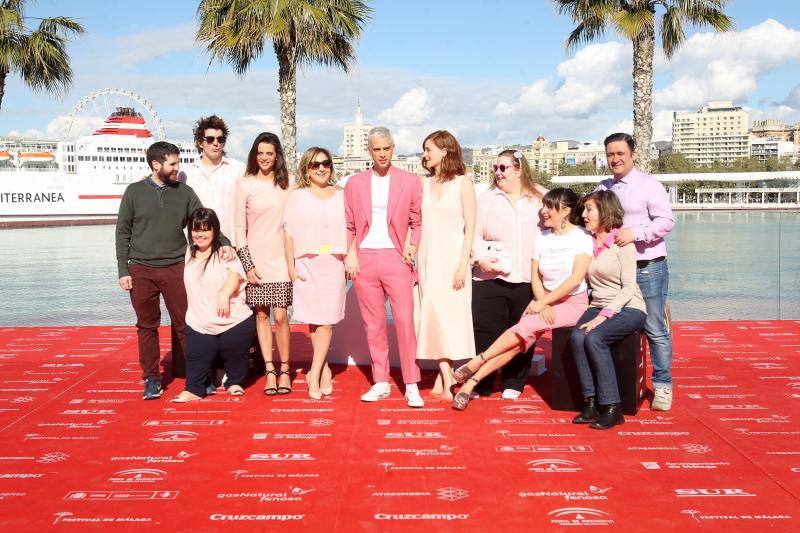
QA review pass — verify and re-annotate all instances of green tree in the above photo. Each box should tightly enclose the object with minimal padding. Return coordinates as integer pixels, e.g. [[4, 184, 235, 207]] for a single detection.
[[196, 0, 372, 171], [555, 0, 733, 173], [0, 0, 85, 111]]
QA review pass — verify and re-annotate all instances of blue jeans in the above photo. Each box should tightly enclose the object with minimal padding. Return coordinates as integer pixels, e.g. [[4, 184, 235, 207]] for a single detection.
[[570, 306, 647, 405], [636, 259, 673, 389]]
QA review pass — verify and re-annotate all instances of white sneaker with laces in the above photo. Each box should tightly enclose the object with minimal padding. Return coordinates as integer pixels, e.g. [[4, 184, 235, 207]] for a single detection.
[[360, 382, 390, 402], [651, 388, 673, 411], [404, 384, 424, 408], [501, 388, 522, 400]]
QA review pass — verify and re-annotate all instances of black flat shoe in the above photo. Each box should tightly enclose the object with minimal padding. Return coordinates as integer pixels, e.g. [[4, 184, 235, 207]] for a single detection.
[[590, 403, 624, 430], [572, 396, 598, 424]]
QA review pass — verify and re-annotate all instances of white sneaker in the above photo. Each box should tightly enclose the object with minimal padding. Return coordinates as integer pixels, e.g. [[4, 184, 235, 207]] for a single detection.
[[651, 388, 673, 411], [360, 382, 390, 402], [501, 388, 522, 400], [404, 384, 424, 408]]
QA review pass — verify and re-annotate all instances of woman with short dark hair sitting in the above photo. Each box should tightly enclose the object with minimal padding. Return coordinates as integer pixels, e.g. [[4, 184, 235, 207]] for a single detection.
[[173, 208, 255, 402], [570, 190, 647, 429]]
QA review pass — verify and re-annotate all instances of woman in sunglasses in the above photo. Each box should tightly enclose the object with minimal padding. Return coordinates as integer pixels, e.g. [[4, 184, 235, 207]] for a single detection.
[[468, 150, 547, 400], [452, 188, 592, 410], [416, 130, 477, 402], [235, 132, 295, 395], [283, 147, 347, 399]]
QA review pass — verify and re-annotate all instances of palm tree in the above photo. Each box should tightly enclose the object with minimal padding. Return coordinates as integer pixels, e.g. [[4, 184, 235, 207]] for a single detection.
[[0, 0, 85, 111], [196, 0, 372, 171], [555, 0, 733, 172]]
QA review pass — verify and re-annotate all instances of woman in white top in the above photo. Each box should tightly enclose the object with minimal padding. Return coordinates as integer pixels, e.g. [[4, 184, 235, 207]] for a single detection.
[[452, 188, 592, 410]]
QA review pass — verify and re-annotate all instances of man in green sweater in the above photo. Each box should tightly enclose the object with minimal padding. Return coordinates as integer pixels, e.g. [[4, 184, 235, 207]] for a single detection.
[[116, 141, 230, 400]]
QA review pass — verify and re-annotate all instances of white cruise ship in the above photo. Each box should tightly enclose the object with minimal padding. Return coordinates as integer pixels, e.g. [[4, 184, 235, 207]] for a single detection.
[[0, 107, 196, 227]]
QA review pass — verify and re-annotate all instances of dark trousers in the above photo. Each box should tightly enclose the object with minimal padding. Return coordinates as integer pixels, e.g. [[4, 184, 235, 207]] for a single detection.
[[184, 315, 255, 397], [472, 278, 535, 394], [128, 262, 187, 380], [569, 306, 647, 405]]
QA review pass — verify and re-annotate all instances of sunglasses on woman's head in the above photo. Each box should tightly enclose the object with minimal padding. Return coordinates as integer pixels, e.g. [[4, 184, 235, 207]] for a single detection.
[[310, 160, 332, 170], [203, 135, 226, 144], [493, 163, 517, 173]]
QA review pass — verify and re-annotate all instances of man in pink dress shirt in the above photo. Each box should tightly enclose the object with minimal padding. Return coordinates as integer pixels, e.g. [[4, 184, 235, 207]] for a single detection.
[[344, 127, 424, 407], [595, 133, 675, 411]]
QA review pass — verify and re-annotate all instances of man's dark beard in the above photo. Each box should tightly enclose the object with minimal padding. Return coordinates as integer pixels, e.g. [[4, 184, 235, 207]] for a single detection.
[[157, 168, 178, 186]]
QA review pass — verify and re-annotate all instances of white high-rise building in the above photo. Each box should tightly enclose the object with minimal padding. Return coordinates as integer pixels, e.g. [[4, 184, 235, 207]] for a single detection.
[[342, 101, 371, 158], [672, 101, 750, 165]]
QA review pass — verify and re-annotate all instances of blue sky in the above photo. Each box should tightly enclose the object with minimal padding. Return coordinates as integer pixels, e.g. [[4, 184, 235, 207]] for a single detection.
[[3, 0, 800, 156]]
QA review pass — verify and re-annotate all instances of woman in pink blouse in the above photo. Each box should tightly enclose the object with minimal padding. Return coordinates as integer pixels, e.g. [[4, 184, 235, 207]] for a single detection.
[[284, 147, 347, 399], [173, 208, 254, 402], [235, 132, 294, 395], [469, 150, 547, 399]]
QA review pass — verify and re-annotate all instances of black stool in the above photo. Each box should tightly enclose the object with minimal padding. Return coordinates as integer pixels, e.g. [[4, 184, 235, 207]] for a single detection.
[[549, 326, 645, 416]]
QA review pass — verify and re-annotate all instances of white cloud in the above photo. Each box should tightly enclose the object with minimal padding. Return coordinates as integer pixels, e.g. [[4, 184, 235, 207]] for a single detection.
[[109, 22, 198, 66], [47, 115, 104, 139], [655, 19, 800, 111], [378, 87, 434, 126], [6, 128, 45, 138], [496, 41, 630, 118], [781, 84, 800, 109]]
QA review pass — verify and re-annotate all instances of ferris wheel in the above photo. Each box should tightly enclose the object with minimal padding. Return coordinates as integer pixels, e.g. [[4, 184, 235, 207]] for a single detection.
[[63, 88, 166, 141]]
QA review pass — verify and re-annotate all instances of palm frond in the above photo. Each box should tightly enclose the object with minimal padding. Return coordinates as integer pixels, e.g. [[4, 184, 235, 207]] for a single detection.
[[36, 16, 85, 36]]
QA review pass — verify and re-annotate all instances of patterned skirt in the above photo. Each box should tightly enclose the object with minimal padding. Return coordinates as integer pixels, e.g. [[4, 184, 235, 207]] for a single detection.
[[245, 281, 293, 308]]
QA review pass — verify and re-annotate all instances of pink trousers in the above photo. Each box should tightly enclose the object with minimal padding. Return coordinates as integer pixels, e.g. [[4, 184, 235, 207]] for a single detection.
[[353, 249, 420, 384], [508, 291, 589, 351]]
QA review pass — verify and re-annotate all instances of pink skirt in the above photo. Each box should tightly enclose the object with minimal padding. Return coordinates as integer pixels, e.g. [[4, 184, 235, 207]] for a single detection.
[[508, 292, 589, 350], [291, 254, 346, 325]]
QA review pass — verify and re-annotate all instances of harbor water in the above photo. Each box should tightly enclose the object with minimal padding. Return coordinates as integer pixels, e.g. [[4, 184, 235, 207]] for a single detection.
[[0, 210, 798, 326]]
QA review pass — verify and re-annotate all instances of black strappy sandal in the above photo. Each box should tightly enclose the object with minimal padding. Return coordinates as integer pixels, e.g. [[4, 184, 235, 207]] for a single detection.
[[277, 362, 292, 395], [263, 362, 278, 396]]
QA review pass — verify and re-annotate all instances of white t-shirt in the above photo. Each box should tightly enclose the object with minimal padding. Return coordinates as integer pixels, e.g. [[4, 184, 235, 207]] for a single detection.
[[359, 172, 395, 249], [532, 227, 592, 294]]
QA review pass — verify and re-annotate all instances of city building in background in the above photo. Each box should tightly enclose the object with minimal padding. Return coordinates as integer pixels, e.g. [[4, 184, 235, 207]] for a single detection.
[[672, 101, 750, 165]]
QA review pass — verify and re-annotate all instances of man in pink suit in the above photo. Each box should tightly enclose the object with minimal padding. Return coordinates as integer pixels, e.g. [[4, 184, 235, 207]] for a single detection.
[[344, 127, 424, 407]]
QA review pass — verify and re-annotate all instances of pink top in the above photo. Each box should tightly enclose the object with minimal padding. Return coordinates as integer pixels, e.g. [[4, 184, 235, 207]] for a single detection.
[[235, 175, 294, 282], [184, 255, 252, 335], [283, 188, 347, 257], [471, 187, 544, 283], [595, 167, 674, 260]]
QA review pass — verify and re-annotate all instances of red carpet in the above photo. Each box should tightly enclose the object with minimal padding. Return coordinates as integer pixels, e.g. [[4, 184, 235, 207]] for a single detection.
[[0, 321, 799, 531]]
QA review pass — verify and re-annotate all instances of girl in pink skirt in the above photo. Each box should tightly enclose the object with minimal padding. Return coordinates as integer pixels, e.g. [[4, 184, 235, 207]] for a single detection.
[[452, 188, 592, 410], [283, 147, 347, 399]]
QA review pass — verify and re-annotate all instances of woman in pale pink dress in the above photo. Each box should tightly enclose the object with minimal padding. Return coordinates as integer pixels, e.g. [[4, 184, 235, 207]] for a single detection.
[[416, 130, 477, 402], [284, 147, 347, 399], [235, 132, 294, 395]]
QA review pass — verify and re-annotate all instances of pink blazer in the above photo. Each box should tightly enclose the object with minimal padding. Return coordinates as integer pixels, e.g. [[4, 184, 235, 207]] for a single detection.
[[344, 166, 422, 256]]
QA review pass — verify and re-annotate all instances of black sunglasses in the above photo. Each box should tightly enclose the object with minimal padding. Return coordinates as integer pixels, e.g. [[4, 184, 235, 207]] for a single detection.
[[493, 163, 517, 173], [203, 135, 227, 144], [309, 160, 332, 170]]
